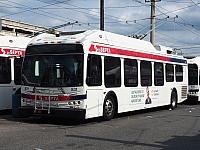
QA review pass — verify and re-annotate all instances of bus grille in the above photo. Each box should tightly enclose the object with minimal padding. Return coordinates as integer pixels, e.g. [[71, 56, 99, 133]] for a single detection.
[[181, 86, 187, 99]]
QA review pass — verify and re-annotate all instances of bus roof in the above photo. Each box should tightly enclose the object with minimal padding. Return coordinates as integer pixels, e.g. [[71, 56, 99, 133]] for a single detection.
[[28, 30, 186, 64], [29, 30, 156, 52], [187, 56, 200, 65]]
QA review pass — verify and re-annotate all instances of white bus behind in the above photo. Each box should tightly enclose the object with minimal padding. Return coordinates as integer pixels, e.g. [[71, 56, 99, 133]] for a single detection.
[[0, 35, 31, 110], [187, 57, 200, 102]]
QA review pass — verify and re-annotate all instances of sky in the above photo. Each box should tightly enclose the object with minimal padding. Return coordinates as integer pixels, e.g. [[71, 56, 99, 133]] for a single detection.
[[0, 0, 200, 57]]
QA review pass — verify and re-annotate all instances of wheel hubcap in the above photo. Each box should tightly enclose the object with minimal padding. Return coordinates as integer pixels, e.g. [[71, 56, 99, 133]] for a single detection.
[[172, 100, 176, 107], [105, 99, 113, 116], [172, 95, 176, 107]]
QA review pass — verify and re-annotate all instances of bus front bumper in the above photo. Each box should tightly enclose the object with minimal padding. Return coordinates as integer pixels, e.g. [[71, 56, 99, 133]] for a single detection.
[[19, 106, 86, 119]]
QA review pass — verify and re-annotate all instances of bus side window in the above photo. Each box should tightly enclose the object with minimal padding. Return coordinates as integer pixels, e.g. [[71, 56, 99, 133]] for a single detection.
[[124, 59, 138, 87], [86, 54, 102, 86], [0, 57, 11, 84], [166, 64, 174, 82], [175, 65, 183, 82], [14, 58, 23, 85], [140, 61, 152, 86], [104, 56, 121, 88], [154, 62, 164, 86]]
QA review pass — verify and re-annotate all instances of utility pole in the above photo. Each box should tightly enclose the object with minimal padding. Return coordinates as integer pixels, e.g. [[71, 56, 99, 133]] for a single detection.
[[150, 0, 156, 46], [100, 0, 104, 31], [145, 0, 161, 46]]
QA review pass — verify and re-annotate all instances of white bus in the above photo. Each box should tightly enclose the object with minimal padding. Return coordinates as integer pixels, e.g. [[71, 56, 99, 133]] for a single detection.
[[20, 30, 188, 120], [0, 35, 31, 110], [187, 57, 200, 102]]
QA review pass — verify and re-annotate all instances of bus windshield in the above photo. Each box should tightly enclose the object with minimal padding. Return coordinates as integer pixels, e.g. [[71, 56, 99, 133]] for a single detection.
[[22, 44, 84, 87]]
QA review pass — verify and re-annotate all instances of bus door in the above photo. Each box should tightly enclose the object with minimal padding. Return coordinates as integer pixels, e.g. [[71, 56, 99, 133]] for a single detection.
[[13, 57, 23, 93], [85, 54, 103, 118], [0, 57, 13, 110], [86, 88, 103, 118]]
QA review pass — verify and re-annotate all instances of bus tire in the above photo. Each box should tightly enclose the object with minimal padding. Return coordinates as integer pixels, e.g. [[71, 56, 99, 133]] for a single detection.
[[170, 90, 177, 110], [103, 95, 116, 121]]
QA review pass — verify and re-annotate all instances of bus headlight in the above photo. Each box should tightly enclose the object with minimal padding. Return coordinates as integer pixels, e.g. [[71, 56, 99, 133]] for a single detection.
[[57, 100, 84, 109]]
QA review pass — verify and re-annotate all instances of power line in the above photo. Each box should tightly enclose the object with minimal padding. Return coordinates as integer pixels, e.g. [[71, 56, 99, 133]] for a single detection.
[[157, 18, 199, 29], [156, 2, 200, 17], [157, 17, 200, 37], [1, 0, 98, 30], [156, 31, 195, 47], [0, 0, 150, 31], [0, 0, 152, 32], [0, 0, 68, 19], [155, 3, 200, 31], [0, 5, 147, 10], [1, 0, 66, 17], [36, 0, 150, 27], [175, 45, 200, 49], [165, 0, 193, 3], [189, 0, 200, 8]]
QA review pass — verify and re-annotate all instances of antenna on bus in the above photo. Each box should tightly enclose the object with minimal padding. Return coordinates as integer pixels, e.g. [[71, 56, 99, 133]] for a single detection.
[[29, 21, 79, 37]]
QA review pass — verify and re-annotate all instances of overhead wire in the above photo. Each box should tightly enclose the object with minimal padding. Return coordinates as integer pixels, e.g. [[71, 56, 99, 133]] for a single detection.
[[1, 0, 199, 50], [5, 5, 146, 10], [189, 0, 200, 8], [1, 0, 98, 30], [134, 0, 200, 41], [156, 2, 200, 17], [165, 0, 193, 3], [133, 0, 200, 49], [1, 0, 66, 18], [0, 0, 151, 30], [36, 0, 149, 25], [33, 0, 154, 36], [155, 3, 200, 33]]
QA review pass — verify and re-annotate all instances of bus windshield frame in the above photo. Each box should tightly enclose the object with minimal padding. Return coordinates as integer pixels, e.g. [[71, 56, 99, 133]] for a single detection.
[[22, 44, 84, 87]]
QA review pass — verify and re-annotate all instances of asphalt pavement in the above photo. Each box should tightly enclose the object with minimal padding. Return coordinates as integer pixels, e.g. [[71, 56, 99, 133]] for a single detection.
[[0, 103, 200, 150]]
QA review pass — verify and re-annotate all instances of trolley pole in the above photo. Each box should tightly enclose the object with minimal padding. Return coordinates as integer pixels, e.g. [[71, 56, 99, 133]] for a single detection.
[[145, 0, 161, 46], [100, 0, 104, 31]]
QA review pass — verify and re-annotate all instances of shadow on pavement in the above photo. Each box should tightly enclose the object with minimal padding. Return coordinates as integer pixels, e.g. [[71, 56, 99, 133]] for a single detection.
[[64, 132, 200, 150], [156, 132, 200, 150], [0, 105, 170, 126], [0, 101, 196, 126]]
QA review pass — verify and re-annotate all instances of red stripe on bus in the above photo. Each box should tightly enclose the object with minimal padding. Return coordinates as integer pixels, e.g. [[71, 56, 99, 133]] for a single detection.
[[22, 94, 87, 101], [22, 94, 72, 101], [89, 44, 171, 62]]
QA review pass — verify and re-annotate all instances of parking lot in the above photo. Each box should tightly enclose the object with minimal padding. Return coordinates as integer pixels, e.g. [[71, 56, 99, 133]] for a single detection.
[[0, 103, 200, 150]]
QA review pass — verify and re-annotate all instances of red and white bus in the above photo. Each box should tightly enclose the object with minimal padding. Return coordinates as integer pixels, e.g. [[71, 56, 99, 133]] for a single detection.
[[0, 35, 31, 110], [20, 30, 188, 120], [187, 57, 200, 102]]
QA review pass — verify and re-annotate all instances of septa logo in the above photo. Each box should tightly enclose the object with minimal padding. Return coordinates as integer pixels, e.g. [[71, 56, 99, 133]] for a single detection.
[[0, 48, 24, 56], [89, 44, 111, 53], [0, 48, 5, 54]]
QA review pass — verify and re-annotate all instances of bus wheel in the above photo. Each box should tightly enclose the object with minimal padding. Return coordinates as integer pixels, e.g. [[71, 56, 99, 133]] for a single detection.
[[170, 91, 177, 110], [103, 96, 115, 121]]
